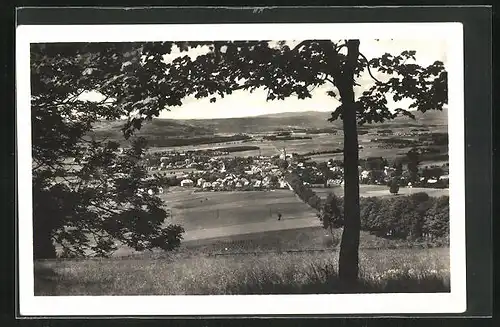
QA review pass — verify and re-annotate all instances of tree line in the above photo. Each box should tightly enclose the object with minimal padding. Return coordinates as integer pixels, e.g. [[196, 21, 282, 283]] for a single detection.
[[320, 193, 449, 243], [285, 171, 449, 244]]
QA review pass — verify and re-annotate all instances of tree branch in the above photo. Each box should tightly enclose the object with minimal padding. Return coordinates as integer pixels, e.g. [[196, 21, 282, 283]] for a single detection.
[[325, 76, 335, 84], [358, 52, 387, 85], [89, 201, 121, 216], [335, 42, 348, 53], [289, 40, 311, 54]]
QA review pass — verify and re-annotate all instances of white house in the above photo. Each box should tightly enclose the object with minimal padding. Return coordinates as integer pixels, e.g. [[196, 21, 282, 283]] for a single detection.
[[360, 170, 370, 183], [324, 179, 333, 187], [180, 179, 194, 187]]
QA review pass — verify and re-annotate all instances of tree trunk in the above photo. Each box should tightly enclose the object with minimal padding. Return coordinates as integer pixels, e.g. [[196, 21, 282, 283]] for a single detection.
[[32, 189, 57, 259], [33, 215, 57, 259], [337, 40, 361, 287]]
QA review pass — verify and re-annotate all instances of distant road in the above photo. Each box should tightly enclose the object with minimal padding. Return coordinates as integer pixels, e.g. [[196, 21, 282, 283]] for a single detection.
[[313, 185, 449, 198]]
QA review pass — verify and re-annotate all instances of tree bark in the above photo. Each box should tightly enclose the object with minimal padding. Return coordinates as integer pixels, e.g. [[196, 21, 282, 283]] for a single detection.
[[337, 40, 361, 287], [32, 189, 57, 259], [33, 215, 57, 259]]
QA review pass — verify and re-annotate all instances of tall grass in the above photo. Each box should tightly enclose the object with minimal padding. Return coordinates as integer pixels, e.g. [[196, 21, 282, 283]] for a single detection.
[[35, 248, 449, 295]]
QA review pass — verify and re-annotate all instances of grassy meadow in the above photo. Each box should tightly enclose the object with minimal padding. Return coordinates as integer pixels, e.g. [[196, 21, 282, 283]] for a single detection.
[[164, 189, 317, 231], [34, 247, 449, 295], [39, 224, 450, 296], [44, 186, 450, 296]]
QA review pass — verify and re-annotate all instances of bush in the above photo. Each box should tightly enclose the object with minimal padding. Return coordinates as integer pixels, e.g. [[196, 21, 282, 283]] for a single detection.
[[422, 196, 450, 239], [286, 171, 449, 244], [319, 193, 449, 243]]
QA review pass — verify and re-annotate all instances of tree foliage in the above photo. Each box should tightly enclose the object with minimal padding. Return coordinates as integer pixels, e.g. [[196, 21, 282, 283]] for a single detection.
[[31, 43, 188, 258], [322, 194, 449, 242]]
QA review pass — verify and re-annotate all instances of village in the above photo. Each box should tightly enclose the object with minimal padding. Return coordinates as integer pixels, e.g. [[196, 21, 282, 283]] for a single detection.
[[138, 146, 449, 193]]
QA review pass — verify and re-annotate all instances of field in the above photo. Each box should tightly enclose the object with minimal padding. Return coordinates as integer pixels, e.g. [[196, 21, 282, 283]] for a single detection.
[[166, 186, 448, 225], [34, 247, 450, 295], [150, 129, 448, 163], [105, 185, 448, 258], [92, 110, 449, 166], [40, 173, 451, 296], [165, 188, 317, 231], [38, 188, 451, 295]]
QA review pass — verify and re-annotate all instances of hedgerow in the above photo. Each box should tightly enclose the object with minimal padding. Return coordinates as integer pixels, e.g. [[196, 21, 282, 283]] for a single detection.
[[285, 172, 449, 243], [321, 193, 449, 242]]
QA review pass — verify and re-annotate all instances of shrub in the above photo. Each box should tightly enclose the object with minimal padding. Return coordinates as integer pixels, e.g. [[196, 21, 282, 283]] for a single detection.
[[287, 170, 449, 243], [320, 194, 449, 243], [422, 196, 450, 239]]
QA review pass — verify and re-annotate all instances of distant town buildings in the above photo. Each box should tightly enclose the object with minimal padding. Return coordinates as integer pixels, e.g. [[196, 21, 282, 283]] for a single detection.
[[136, 143, 448, 192]]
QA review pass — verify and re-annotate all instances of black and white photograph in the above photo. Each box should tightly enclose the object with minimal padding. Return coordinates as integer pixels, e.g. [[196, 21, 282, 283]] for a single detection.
[[16, 22, 466, 316]]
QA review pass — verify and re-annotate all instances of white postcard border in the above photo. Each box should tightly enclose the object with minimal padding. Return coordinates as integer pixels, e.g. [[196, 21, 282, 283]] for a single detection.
[[16, 22, 465, 316]]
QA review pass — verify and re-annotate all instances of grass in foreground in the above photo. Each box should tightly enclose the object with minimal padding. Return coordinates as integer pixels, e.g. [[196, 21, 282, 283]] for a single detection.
[[108, 225, 448, 258], [35, 248, 449, 295], [179, 226, 446, 255]]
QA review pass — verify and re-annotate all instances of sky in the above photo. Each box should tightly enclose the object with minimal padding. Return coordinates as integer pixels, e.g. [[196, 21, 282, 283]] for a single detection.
[[160, 39, 448, 120], [80, 39, 448, 120]]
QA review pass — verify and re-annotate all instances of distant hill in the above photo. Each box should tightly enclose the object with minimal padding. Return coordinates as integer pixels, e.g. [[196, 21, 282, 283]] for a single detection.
[[358, 108, 449, 130], [185, 111, 338, 133], [91, 118, 215, 139], [91, 108, 448, 139], [185, 108, 448, 133]]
